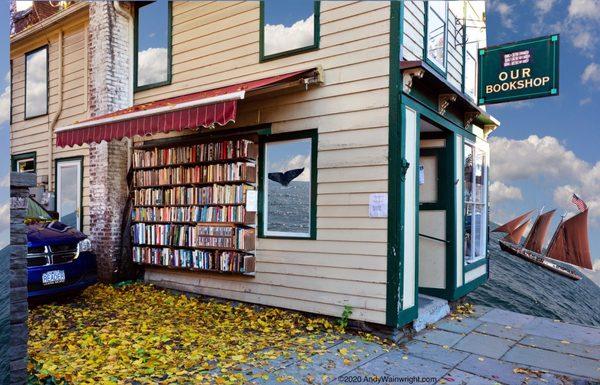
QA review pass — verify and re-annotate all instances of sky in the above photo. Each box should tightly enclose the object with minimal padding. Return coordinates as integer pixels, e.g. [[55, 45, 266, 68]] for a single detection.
[[1, 0, 599, 267], [484, 0, 600, 269]]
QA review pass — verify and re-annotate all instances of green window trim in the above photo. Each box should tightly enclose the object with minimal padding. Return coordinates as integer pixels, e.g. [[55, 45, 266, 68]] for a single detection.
[[24, 45, 49, 120], [11, 152, 37, 173], [133, 1, 173, 92], [423, 1, 449, 77], [54, 156, 84, 232], [259, 1, 320, 62], [257, 129, 318, 240]]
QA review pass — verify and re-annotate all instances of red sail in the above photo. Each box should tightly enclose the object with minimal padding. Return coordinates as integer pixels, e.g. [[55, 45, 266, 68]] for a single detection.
[[493, 210, 534, 233], [524, 210, 556, 253], [546, 210, 593, 269], [503, 219, 530, 244]]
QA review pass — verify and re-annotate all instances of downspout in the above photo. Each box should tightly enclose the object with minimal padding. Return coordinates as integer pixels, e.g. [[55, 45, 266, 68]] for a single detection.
[[113, 0, 134, 170], [48, 29, 64, 193]]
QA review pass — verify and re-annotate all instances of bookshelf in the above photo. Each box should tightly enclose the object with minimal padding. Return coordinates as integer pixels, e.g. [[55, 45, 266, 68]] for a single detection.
[[131, 137, 258, 275]]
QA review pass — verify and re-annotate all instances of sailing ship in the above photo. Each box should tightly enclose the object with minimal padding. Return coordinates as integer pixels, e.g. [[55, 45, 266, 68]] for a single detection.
[[494, 194, 593, 281]]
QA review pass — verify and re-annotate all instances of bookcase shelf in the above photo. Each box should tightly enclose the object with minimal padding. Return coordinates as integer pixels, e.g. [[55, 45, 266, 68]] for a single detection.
[[131, 137, 258, 276]]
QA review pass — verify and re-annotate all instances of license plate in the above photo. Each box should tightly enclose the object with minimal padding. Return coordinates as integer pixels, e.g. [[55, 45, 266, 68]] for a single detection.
[[42, 270, 66, 285]]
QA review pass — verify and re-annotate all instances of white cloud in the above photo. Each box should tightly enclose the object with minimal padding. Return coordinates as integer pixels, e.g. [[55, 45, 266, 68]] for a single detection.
[[572, 30, 596, 52], [579, 97, 592, 106], [0, 71, 10, 126], [535, 0, 557, 14], [0, 202, 9, 239], [15, 1, 32, 12], [490, 135, 588, 182], [489, 1, 515, 30], [0, 173, 9, 188], [582, 63, 600, 88], [137, 48, 168, 87], [264, 14, 314, 56], [490, 135, 600, 227], [594, 259, 600, 271], [284, 154, 311, 182], [568, 0, 600, 20], [490, 181, 523, 204]]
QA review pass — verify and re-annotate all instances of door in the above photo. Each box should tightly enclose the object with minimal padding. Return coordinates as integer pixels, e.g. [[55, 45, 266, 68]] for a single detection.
[[419, 135, 452, 293], [56, 158, 82, 230]]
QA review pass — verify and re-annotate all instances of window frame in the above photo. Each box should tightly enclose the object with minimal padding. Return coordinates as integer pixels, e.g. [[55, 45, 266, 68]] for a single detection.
[[258, 129, 318, 240], [133, 0, 173, 92], [24, 45, 49, 120], [11, 152, 37, 173], [54, 156, 84, 231], [424, 1, 449, 75], [463, 140, 488, 267], [259, 1, 321, 62]]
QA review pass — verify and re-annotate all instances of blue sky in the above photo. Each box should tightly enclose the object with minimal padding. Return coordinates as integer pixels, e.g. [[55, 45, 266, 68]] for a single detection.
[[484, 0, 600, 268], [1, 1, 598, 267]]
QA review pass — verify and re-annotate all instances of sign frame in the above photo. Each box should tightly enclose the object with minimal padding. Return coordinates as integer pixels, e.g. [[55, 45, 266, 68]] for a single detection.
[[478, 34, 559, 105]]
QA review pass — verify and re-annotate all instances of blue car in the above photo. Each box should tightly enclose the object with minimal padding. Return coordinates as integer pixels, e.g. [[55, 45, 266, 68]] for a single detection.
[[26, 198, 97, 298]]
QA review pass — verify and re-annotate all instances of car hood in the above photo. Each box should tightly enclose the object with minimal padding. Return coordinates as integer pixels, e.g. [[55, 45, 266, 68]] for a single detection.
[[27, 221, 86, 248]]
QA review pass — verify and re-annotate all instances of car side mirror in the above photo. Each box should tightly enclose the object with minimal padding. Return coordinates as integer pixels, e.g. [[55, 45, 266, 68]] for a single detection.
[[48, 211, 60, 220]]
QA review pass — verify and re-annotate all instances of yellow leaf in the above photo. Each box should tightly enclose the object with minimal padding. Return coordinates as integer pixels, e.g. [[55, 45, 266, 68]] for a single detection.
[[339, 348, 348, 356]]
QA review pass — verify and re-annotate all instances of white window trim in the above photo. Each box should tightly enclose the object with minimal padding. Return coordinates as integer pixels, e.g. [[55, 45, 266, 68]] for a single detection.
[[56, 159, 82, 231], [16, 158, 35, 173], [426, 1, 449, 72], [464, 140, 488, 265]]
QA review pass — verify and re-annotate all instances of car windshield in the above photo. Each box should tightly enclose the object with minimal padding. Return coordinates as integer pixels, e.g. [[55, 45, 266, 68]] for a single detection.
[[26, 197, 53, 221]]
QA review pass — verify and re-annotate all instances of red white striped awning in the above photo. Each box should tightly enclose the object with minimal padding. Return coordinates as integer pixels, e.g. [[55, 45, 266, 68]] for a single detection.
[[56, 68, 321, 147]]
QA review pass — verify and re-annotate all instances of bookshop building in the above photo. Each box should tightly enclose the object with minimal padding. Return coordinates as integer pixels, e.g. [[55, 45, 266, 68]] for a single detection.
[[10, 1, 498, 328]]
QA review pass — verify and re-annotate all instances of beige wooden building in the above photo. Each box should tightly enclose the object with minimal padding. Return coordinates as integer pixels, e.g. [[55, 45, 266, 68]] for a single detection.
[[10, 1, 498, 328]]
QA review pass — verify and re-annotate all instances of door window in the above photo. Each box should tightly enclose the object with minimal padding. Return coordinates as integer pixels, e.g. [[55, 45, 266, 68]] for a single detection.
[[56, 158, 82, 230], [464, 142, 488, 264]]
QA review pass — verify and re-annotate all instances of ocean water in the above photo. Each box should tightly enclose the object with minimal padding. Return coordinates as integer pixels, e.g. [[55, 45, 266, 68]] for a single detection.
[[265, 181, 310, 234], [468, 228, 600, 327]]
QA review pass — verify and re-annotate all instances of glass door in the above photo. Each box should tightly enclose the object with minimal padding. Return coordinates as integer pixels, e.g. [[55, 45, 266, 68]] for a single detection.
[[56, 158, 82, 230]]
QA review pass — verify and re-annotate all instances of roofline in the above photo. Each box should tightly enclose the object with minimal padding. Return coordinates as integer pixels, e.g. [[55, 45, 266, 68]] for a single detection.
[[10, 2, 88, 45]]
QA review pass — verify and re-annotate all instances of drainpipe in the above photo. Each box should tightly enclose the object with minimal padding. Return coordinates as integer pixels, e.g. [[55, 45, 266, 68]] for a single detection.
[[113, 0, 134, 170], [48, 29, 64, 193]]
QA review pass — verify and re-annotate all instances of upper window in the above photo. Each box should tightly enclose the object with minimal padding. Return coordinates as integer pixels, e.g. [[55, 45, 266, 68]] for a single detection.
[[260, 0, 319, 60], [426, 1, 448, 71], [261, 131, 317, 238], [464, 142, 488, 265], [12, 152, 36, 173], [25, 46, 48, 119], [135, 1, 171, 90]]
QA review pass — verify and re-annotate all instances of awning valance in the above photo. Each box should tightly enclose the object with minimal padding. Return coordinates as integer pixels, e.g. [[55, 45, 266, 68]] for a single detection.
[[56, 68, 322, 147]]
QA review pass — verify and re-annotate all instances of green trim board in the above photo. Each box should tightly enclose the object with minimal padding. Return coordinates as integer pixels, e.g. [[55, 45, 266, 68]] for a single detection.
[[11, 152, 37, 173], [386, 1, 409, 328], [259, 1, 320, 62], [54, 156, 84, 231], [23, 44, 49, 120], [257, 129, 318, 240], [478, 34, 559, 105], [133, 1, 173, 92], [464, 257, 487, 272]]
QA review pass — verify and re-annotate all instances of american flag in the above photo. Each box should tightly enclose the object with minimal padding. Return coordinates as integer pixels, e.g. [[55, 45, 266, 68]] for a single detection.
[[571, 194, 588, 212]]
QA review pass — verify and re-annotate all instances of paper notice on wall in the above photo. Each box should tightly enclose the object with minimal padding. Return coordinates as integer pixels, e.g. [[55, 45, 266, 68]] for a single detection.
[[419, 164, 425, 185], [369, 193, 388, 218], [246, 190, 258, 212]]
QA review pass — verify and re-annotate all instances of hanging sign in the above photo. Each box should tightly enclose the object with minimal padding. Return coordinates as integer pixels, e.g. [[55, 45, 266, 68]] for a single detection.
[[478, 35, 559, 105]]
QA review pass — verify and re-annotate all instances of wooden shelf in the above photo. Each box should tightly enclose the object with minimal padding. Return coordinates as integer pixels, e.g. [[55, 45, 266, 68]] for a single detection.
[[133, 203, 246, 208], [133, 244, 254, 253], [132, 180, 255, 189], [132, 157, 256, 171], [136, 262, 255, 276]]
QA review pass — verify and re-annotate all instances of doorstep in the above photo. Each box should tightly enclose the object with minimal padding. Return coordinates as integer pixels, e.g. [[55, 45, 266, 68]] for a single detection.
[[413, 294, 451, 332]]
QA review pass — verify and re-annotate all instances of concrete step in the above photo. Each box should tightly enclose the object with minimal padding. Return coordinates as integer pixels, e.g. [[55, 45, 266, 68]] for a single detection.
[[413, 294, 450, 332]]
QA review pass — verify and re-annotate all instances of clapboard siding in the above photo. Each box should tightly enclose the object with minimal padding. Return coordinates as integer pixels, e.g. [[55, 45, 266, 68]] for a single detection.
[[10, 18, 91, 233], [141, 1, 390, 324], [403, 1, 425, 61], [447, 11, 464, 90]]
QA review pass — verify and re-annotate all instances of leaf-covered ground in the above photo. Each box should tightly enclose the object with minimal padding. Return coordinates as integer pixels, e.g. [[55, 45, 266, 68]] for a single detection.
[[28, 283, 384, 385]]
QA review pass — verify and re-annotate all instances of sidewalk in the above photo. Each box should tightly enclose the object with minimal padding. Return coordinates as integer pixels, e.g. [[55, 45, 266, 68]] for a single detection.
[[249, 306, 600, 385]]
